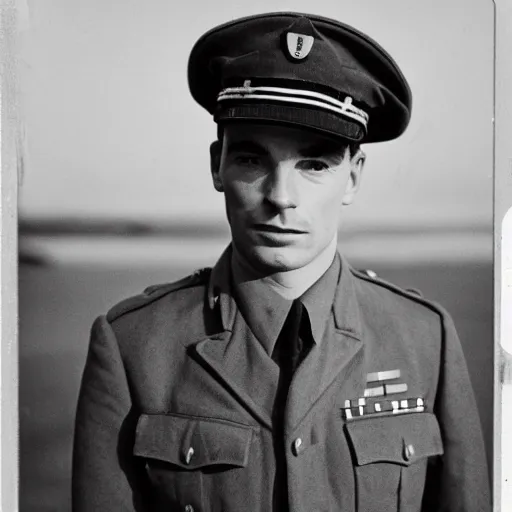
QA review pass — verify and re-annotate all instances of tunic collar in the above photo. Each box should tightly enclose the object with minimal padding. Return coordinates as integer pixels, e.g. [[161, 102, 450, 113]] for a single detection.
[[301, 253, 341, 344], [208, 246, 361, 343], [232, 252, 341, 356]]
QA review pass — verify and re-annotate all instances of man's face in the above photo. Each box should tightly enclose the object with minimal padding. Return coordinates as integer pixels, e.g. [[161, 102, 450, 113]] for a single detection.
[[210, 123, 365, 274]]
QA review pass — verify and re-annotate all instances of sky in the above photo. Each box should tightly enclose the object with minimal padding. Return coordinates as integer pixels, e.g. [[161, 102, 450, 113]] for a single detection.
[[17, 0, 494, 231]]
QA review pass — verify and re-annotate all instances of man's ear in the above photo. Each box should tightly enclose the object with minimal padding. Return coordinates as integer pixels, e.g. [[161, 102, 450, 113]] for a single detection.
[[210, 140, 223, 192], [342, 148, 366, 205]]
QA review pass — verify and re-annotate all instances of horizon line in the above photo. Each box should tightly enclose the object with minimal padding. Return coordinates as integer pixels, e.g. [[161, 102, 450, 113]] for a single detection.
[[19, 217, 492, 238]]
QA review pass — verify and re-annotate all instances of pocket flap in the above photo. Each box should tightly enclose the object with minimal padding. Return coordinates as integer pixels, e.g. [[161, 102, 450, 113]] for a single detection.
[[345, 412, 443, 467], [134, 413, 253, 469]]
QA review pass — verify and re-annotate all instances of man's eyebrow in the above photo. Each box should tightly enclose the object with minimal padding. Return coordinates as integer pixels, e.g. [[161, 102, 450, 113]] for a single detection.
[[226, 140, 268, 155], [298, 143, 346, 163]]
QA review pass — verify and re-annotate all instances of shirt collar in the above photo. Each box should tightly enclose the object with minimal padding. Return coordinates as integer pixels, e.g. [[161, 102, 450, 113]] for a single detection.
[[232, 252, 341, 356]]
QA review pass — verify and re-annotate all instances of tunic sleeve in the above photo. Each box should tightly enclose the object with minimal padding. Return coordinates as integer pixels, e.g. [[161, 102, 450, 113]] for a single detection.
[[421, 309, 491, 511], [72, 316, 149, 511]]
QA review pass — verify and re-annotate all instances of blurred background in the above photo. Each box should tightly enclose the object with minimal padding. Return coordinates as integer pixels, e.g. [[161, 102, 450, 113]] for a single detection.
[[17, 0, 494, 510]]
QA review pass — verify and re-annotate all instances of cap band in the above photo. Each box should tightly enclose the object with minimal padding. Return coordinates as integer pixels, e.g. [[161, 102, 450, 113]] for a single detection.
[[217, 83, 369, 130], [215, 103, 365, 141]]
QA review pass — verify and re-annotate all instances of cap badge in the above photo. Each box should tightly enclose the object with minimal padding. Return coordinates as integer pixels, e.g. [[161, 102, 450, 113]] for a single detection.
[[286, 32, 314, 60]]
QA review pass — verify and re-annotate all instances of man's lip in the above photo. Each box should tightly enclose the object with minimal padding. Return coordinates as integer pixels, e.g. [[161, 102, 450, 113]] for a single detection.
[[252, 224, 307, 234]]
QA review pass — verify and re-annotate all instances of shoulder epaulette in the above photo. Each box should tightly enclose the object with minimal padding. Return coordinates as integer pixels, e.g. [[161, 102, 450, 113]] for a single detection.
[[352, 267, 429, 305], [106, 267, 212, 322], [351, 267, 456, 332]]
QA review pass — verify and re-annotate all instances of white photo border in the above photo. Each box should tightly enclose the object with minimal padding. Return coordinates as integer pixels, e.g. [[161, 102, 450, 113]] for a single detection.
[[495, 1, 512, 511], [1, 0, 509, 510], [1, 0, 20, 510]]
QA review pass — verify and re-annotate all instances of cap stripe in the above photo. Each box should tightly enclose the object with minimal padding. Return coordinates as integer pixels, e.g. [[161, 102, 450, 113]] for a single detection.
[[217, 85, 368, 129], [219, 85, 369, 121], [219, 93, 368, 127]]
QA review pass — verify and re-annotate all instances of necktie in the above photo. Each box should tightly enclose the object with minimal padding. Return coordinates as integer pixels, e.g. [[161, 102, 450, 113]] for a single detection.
[[272, 299, 305, 380], [271, 299, 312, 511]]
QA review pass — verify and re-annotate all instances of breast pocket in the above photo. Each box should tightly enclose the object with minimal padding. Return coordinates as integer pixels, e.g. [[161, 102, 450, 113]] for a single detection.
[[345, 412, 443, 512], [133, 413, 253, 511]]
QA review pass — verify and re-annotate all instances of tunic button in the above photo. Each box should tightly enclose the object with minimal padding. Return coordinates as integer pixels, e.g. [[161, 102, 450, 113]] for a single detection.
[[293, 437, 303, 456], [185, 505, 194, 512], [184, 447, 194, 465], [404, 443, 415, 461]]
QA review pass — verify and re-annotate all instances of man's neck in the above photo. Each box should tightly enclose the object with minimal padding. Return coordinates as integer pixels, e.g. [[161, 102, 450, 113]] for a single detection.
[[232, 237, 338, 300]]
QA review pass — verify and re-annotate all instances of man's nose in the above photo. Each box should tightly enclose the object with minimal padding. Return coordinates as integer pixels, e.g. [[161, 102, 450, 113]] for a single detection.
[[263, 165, 298, 209]]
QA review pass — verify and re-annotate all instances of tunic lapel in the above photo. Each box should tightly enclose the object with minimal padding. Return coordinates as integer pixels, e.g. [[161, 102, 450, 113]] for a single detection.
[[285, 324, 364, 432], [285, 255, 366, 431], [193, 245, 279, 429], [195, 316, 278, 430]]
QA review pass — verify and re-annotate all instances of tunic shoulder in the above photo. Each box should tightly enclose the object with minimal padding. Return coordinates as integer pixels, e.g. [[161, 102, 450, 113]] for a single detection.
[[350, 267, 447, 318], [106, 267, 212, 323]]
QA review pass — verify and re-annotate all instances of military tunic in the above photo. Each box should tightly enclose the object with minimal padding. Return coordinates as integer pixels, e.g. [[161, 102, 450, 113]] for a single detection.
[[72, 248, 490, 511]]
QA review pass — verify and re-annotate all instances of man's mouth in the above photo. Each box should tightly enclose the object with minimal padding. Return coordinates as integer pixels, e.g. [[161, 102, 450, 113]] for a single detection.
[[252, 223, 307, 234]]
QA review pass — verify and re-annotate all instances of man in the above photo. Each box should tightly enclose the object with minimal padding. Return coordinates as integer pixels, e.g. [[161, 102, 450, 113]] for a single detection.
[[72, 12, 490, 512]]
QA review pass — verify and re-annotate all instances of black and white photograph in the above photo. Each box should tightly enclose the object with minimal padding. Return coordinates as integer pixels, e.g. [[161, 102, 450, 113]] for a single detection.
[[16, 1, 495, 510]]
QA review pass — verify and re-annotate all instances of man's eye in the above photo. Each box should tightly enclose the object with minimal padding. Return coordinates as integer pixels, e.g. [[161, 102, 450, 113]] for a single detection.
[[235, 155, 261, 166], [297, 160, 330, 171]]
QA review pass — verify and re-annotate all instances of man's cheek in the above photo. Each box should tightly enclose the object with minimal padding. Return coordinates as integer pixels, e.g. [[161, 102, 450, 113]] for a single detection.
[[317, 202, 340, 236], [226, 184, 256, 211]]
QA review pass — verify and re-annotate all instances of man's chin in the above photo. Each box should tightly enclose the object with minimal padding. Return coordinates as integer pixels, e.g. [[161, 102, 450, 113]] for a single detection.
[[242, 246, 311, 274]]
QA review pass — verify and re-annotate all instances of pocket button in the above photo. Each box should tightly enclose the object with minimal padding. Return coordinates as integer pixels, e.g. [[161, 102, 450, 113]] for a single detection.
[[292, 437, 304, 456], [184, 446, 195, 465], [404, 443, 415, 461]]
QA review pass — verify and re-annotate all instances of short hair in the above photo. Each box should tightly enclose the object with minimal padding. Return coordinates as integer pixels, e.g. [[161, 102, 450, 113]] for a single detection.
[[216, 124, 360, 158]]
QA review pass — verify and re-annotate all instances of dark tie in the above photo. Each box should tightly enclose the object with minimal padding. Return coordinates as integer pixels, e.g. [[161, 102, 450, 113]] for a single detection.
[[272, 299, 306, 378], [271, 299, 312, 511]]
